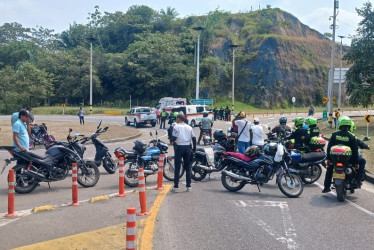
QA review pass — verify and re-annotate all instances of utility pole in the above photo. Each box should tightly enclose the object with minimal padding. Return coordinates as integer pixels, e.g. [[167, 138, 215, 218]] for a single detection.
[[338, 35, 345, 110], [89, 42, 93, 115], [229, 44, 239, 111], [192, 26, 205, 99], [328, 0, 339, 119]]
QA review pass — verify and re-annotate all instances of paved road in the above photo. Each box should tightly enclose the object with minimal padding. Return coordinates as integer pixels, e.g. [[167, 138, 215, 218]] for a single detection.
[[0, 114, 373, 249]]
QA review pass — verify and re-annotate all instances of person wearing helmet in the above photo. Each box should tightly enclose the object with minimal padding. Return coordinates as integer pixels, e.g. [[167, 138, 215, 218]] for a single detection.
[[305, 117, 320, 138], [322, 116, 359, 193], [288, 117, 309, 149], [272, 116, 291, 136], [308, 105, 314, 116], [197, 111, 213, 144], [349, 121, 370, 187], [235, 111, 252, 154]]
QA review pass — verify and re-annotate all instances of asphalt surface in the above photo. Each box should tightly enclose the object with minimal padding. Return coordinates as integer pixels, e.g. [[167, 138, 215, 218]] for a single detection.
[[0, 113, 373, 249]]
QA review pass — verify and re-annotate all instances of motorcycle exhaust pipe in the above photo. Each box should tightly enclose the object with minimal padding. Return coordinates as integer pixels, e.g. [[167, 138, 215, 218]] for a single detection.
[[127, 169, 154, 175], [222, 170, 252, 181], [23, 170, 48, 181], [195, 164, 213, 171]]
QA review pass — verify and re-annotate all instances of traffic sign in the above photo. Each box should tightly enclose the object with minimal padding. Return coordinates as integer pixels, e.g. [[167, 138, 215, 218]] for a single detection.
[[365, 115, 372, 123], [323, 97, 329, 104], [189, 99, 213, 105], [322, 110, 328, 121], [292, 97, 296, 103]]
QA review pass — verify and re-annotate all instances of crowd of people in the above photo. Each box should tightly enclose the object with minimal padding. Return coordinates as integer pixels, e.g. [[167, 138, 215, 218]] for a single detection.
[[213, 106, 232, 121]]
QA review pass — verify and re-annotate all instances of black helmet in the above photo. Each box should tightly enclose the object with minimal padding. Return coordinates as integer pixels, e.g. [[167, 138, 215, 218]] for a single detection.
[[213, 130, 226, 140], [279, 116, 287, 124]]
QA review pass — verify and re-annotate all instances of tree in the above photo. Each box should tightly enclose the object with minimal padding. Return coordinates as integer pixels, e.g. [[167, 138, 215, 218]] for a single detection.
[[344, 2, 374, 107]]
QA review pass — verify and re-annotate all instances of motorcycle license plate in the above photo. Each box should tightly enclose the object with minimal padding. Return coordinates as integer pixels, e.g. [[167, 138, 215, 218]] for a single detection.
[[333, 173, 345, 179], [147, 121, 151, 124]]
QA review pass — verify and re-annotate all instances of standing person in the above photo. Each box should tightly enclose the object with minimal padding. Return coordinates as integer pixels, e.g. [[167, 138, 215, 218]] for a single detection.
[[251, 118, 264, 148], [235, 112, 252, 154], [288, 117, 309, 149], [26, 107, 36, 126], [170, 114, 196, 192], [219, 107, 224, 120], [160, 108, 168, 129], [13, 109, 30, 152], [197, 111, 213, 144], [11, 108, 22, 126], [213, 107, 217, 121], [156, 108, 161, 125], [334, 109, 341, 129], [77, 107, 85, 125]]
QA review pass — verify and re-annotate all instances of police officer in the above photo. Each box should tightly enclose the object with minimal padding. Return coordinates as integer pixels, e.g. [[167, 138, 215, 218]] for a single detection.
[[305, 117, 320, 138], [288, 117, 309, 149], [272, 116, 291, 137], [160, 108, 168, 129], [170, 114, 196, 192], [322, 116, 359, 193]]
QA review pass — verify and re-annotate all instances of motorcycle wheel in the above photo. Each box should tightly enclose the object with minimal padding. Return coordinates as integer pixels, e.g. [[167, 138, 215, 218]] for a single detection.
[[278, 173, 303, 198], [124, 159, 139, 187], [301, 164, 322, 184], [77, 161, 100, 188], [12, 164, 39, 194], [102, 152, 117, 174], [221, 165, 246, 192], [163, 156, 185, 181], [336, 184, 346, 202], [191, 159, 208, 181]]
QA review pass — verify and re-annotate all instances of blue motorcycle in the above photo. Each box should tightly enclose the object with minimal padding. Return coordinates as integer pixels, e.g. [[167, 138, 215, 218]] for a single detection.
[[114, 131, 184, 187]]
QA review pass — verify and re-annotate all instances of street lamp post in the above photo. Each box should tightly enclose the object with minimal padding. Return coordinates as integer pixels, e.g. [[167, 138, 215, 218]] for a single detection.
[[192, 26, 205, 99], [338, 35, 345, 110], [229, 44, 239, 111], [86, 36, 96, 115]]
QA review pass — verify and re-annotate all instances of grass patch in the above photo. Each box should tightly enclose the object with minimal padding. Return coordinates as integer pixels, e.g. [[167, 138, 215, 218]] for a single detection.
[[0, 120, 138, 146], [319, 118, 374, 174], [32, 106, 129, 116]]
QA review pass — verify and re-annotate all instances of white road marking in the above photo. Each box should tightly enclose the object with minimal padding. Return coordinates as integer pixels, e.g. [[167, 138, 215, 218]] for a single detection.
[[232, 200, 298, 249], [314, 182, 374, 218]]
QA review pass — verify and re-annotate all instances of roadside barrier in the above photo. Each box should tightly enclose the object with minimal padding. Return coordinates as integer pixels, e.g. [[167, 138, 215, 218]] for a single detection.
[[70, 163, 80, 206], [126, 207, 136, 250], [5, 169, 17, 217], [156, 154, 165, 190], [117, 157, 127, 197], [138, 168, 149, 216]]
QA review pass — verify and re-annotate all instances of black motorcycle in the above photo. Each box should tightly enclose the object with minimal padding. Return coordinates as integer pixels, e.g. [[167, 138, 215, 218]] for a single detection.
[[221, 138, 303, 198], [29, 123, 55, 150], [1, 129, 100, 194], [80, 120, 117, 174]]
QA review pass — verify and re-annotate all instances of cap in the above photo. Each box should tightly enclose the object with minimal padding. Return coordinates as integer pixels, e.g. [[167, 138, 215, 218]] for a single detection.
[[254, 118, 260, 123]]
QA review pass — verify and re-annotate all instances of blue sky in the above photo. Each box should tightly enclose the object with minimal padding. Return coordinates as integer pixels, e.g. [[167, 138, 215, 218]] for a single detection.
[[0, 0, 372, 44]]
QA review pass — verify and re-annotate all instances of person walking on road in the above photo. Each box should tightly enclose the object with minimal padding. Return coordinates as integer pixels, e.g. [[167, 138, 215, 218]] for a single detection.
[[156, 108, 161, 125], [197, 111, 213, 144], [160, 108, 168, 129], [13, 109, 30, 152], [77, 107, 85, 125], [170, 114, 196, 192], [251, 118, 264, 148], [235, 112, 252, 154]]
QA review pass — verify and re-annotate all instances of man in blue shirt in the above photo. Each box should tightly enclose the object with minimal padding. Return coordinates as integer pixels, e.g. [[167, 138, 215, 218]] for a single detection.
[[13, 109, 30, 152], [11, 108, 22, 126]]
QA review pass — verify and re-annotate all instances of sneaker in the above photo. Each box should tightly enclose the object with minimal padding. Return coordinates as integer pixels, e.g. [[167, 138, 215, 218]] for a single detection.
[[322, 188, 331, 193], [186, 187, 192, 192], [171, 187, 178, 193]]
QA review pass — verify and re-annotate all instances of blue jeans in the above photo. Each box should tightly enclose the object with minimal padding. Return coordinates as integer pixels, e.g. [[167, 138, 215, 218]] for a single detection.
[[238, 141, 250, 154]]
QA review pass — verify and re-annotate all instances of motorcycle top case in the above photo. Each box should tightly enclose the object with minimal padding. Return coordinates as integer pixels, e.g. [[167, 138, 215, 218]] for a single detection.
[[309, 136, 326, 151], [290, 151, 302, 163], [264, 142, 277, 156], [133, 141, 147, 154], [330, 145, 351, 163]]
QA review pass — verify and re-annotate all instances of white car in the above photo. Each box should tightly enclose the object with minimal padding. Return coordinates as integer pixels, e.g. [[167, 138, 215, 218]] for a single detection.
[[125, 107, 157, 128]]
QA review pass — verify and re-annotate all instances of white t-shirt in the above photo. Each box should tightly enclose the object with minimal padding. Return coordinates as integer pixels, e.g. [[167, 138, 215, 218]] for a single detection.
[[172, 123, 196, 145], [235, 119, 251, 142], [251, 125, 264, 146]]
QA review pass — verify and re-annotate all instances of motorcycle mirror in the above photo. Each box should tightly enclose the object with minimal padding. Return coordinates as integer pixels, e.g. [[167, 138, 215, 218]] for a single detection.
[[69, 128, 73, 132], [268, 127, 271, 131], [102, 127, 109, 132], [156, 130, 158, 136], [97, 120, 102, 129]]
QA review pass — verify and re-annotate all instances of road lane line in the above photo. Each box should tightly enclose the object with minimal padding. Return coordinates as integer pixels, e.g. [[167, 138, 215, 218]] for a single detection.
[[140, 184, 172, 250], [232, 200, 298, 249], [315, 182, 374, 218]]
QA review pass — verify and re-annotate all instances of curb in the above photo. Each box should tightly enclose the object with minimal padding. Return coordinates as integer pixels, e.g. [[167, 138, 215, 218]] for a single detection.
[[32, 205, 55, 213], [89, 195, 109, 203], [102, 131, 142, 144]]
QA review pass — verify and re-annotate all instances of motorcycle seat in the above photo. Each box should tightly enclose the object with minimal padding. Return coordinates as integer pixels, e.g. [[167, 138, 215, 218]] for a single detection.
[[226, 152, 253, 162], [302, 152, 326, 162], [26, 151, 51, 160]]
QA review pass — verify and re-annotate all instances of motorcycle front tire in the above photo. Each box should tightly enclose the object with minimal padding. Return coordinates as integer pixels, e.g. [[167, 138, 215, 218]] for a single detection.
[[77, 161, 100, 188], [102, 152, 117, 174], [278, 172, 303, 198]]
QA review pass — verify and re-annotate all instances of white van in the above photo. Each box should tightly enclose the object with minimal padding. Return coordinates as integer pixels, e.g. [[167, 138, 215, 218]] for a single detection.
[[170, 105, 213, 127]]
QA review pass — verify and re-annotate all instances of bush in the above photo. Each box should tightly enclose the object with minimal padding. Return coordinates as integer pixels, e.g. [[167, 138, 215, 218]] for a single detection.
[[281, 100, 289, 109]]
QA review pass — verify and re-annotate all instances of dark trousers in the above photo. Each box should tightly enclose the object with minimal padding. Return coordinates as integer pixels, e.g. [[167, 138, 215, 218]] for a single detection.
[[160, 118, 166, 129], [157, 116, 161, 124], [79, 116, 84, 125], [174, 145, 192, 188]]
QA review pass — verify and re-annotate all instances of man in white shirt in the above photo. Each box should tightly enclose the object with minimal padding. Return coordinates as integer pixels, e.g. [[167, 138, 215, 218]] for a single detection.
[[234, 112, 252, 154], [170, 114, 196, 192], [251, 118, 264, 148]]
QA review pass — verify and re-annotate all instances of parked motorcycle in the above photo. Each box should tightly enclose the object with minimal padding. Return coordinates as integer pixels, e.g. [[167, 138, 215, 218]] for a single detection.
[[29, 123, 55, 150], [1, 129, 100, 194], [113, 131, 184, 187], [221, 137, 304, 198], [80, 120, 117, 174], [330, 145, 366, 202], [201, 130, 212, 146]]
